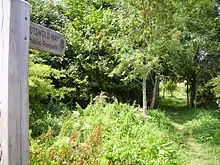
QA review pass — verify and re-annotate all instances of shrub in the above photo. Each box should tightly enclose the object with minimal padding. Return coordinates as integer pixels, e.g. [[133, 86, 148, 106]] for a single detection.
[[183, 112, 220, 144], [30, 101, 184, 164], [29, 102, 71, 137], [147, 110, 175, 131]]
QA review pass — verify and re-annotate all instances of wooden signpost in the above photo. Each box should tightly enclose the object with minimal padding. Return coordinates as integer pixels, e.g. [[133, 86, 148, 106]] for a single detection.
[[0, 0, 66, 164]]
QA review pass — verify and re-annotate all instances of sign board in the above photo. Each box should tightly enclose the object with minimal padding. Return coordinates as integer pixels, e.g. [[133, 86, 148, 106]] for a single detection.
[[29, 22, 66, 55]]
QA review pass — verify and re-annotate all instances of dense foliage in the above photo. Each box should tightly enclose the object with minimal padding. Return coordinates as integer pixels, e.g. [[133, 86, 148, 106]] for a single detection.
[[28, 0, 220, 164], [30, 101, 220, 164], [29, 0, 220, 111], [30, 101, 184, 164]]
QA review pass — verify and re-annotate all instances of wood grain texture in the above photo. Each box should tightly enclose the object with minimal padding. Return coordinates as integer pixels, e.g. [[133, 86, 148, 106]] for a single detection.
[[0, 0, 30, 164]]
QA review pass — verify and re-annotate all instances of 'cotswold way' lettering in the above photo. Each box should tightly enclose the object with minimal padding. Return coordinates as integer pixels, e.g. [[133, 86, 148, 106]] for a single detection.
[[29, 22, 66, 55], [30, 26, 50, 40], [30, 26, 60, 42], [51, 34, 60, 41]]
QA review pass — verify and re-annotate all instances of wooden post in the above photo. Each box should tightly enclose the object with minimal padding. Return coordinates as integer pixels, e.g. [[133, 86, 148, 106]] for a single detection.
[[0, 0, 30, 164]]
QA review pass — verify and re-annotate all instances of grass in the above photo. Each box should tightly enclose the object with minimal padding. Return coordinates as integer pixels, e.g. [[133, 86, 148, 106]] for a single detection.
[[158, 83, 220, 165], [185, 138, 220, 165], [166, 105, 220, 165]]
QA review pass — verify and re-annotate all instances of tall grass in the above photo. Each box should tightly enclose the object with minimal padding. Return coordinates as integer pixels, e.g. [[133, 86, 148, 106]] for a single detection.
[[183, 110, 220, 144]]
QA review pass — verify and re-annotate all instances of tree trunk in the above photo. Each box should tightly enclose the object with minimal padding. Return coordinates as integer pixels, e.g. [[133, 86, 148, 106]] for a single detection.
[[143, 76, 147, 120], [157, 80, 160, 98], [150, 75, 157, 108], [163, 87, 165, 98], [190, 72, 197, 108], [186, 77, 190, 108]]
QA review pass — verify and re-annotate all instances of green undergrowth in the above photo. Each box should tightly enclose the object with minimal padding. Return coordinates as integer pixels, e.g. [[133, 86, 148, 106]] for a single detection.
[[183, 110, 220, 144], [29, 98, 220, 164], [181, 110, 220, 165], [160, 101, 220, 164], [30, 101, 185, 165]]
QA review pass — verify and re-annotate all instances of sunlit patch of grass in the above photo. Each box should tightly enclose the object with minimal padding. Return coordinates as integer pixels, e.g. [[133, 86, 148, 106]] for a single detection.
[[184, 138, 220, 165], [158, 82, 220, 165]]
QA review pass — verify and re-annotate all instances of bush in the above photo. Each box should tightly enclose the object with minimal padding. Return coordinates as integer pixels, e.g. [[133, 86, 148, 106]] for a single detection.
[[29, 102, 71, 137], [183, 112, 220, 144], [30, 101, 184, 164], [147, 110, 175, 131], [163, 81, 178, 96], [29, 53, 74, 137]]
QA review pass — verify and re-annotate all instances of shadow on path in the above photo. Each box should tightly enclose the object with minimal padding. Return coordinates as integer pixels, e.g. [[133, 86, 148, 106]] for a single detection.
[[157, 96, 219, 125]]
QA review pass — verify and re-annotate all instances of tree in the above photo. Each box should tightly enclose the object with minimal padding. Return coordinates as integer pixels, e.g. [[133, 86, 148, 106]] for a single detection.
[[108, 0, 183, 117], [164, 0, 220, 108], [29, 0, 220, 120]]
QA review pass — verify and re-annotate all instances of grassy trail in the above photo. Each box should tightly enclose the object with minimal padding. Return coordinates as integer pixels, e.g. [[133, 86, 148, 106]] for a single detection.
[[172, 120, 219, 165], [159, 91, 220, 165], [185, 138, 219, 165], [169, 108, 220, 165]]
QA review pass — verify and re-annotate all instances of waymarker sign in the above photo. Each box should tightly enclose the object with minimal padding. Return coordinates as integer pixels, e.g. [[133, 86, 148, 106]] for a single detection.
[[30, 22, 66, 55]]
